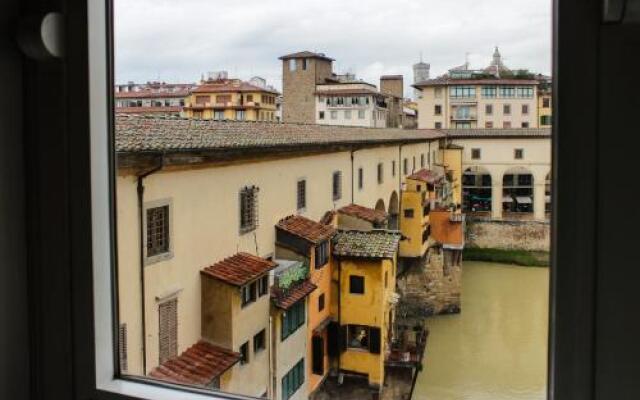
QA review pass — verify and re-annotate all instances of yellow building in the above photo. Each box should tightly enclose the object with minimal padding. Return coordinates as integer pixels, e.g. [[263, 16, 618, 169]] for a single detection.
[[332, 230, 401, 389], [440, 145, 464, 207], [538, 87, 552, 127], [183, 78, 279, 121]]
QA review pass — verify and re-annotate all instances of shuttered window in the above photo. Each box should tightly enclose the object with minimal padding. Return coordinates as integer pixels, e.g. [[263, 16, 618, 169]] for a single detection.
[[282, 358, 305, 400], [377, 163, 384, 184], [358, 168, 363, 190], [281, 300, 305, 340], [158, 299, 178, 364], [315, 241, 329, 269]]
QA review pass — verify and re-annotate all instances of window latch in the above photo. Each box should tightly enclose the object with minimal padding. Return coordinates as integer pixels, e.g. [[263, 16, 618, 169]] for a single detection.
[[16, 12, 64, 60], [603, 0, 640, 23]]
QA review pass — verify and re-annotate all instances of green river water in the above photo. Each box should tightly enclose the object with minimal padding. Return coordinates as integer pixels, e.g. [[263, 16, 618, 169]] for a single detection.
[[413, 261, 549, 400]]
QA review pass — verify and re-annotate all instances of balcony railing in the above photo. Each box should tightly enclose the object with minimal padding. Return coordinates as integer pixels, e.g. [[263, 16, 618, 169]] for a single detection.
[[450, 114, 477, 121]]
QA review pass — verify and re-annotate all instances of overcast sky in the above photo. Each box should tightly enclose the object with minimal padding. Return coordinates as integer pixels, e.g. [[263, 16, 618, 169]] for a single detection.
[[115, 0, 551, 96]]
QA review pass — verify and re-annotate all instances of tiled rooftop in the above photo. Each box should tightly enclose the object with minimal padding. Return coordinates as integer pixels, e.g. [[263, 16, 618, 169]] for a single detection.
[[148, 341, 241, 387], [413, 78, 539, 87], [115, 90, 189, 99], [115, 106, 182, 114], [271, 279, 317, 310], [333, 230, 401, 259], [276, 215, 337, 244], [407, 169, 444, 184], [201, 252, 276, 286], [191, 80, 278, 94], [338, 204, 388, 224], [115, 115, 444, 153], [279, 51, 335, 61]]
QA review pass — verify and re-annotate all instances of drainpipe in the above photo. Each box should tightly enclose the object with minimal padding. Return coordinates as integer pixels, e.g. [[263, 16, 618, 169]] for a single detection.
[[350, 149, 355, 204], [337, 258, 342, 375], [137, 156, 164, 374], [398, 144, 404, 232]]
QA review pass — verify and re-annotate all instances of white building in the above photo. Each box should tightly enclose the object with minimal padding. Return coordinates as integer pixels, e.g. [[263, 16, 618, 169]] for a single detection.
[[315, 82, 389, 128]]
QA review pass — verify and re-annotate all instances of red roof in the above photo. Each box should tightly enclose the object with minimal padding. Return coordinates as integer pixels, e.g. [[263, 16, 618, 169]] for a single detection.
[[115, 106, 182, 114], [191, 80, 279, 95], [277, 215, 336, 244], [407, 169, 444, 184], [414, 78, 539, 87], [315, 88, 380, 96], [338, 204, 388, 224], [149, 341, 241, 387], [271, 280, 317, 310], [201, 252, 276, 286]]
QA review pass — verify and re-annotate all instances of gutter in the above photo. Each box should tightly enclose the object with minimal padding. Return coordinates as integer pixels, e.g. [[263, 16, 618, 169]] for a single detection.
[[136, 156, 164, 374]]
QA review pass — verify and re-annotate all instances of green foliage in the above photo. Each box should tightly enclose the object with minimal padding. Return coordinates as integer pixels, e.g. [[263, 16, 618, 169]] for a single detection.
[[463, 247, 549, 267], [278, 261, 309, 289]]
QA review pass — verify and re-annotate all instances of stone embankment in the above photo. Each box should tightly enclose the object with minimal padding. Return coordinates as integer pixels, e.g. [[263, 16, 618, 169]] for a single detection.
[[465, 218, 550, 252]]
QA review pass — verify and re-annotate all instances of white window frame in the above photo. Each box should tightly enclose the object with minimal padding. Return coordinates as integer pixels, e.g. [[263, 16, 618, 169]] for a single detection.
[[90, 2, 249, 398]]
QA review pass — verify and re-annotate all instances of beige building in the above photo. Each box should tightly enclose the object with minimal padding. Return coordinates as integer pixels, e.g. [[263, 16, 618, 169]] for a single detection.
[[114, 81, 194, 116], [414, 48, 540, 130], [315, 82, 389, 128], [446, 128, 552, 221], [115, 115, 443, 396]]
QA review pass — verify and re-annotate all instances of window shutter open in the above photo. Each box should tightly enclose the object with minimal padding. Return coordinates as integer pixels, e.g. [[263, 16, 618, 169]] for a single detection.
[[369, 327, 381, 354]]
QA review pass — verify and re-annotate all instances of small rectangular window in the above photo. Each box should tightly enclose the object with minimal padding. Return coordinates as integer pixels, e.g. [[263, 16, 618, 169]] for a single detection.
[[319, 111, 325, 120], [349, 275, 365, 294], [330, 111, 337, 119], [297, 179, 306, 211], [515, 149, 524, 159], [240, 341, 249, 365], [404, 209, 415, 218], [377, 163, 384, 184], [392, 160, 396, 177], [485, 121, 494, 128], [434, 104, 442, 115], [289, 59, 296, 71], [318, 293, 325, 312], [421, 154, 425, 167], [315, 241, 329, 268], [240, 186, 259, 233], [543, 97, 551, 108], [344, 110, 352, 119], [358, 167, 363, 190], [332, 171, 342, 200], [403, 158, 408, 175], [146, 205, 170, 258], [503, 121, 512, 128], [522, 104, 529, 114], [302, 58, 307, 70], [281, 300, 306, 340], [253, 329, 266, 353], [471, 148, 481, 160], [486, 104, 493, 115], [258, 275, 269, 297], [522, 122, 530, 128], [158, 299, 178, 364], [358, 109, 365, 119], [435, 122, 442, 129], [504, 104, 511, 115]]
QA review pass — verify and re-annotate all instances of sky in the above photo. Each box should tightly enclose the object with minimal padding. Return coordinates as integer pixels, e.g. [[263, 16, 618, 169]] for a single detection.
[[114, 0, 552, 97]]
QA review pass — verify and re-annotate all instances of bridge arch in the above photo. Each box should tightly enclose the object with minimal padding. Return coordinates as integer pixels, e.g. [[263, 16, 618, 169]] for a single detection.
[[462, 166, 492, 215]]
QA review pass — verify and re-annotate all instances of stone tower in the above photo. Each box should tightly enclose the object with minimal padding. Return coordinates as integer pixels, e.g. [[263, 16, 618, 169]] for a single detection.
[[279, 51, 334, 124], [413, 55, 430, 99]]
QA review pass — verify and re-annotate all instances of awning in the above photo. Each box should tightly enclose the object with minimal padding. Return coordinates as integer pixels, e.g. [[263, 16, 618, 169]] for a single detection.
[[545, 195, 551, 203], [516, 196, 533, 204], [502, 196, 514, 203]]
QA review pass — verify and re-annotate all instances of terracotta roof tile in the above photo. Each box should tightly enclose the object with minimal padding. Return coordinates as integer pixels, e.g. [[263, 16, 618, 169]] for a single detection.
[[333, 230, 401, 259], [115, 90, 189, 99], [319, 210, 337, 226], [149, 341, 241, 387], [115, 115, 445, 153], [279, 51, 335, 61], [201, 252, 276, 286], [413, 78, 539, 87], [271, 279, 317, 310], [443, 128, 551, 138], [276, 215, 336, 244], [191, 80, 279, 95], [407, 169, 444, 184], [115, 107, 182, 114], [338, 204, 388, 224]]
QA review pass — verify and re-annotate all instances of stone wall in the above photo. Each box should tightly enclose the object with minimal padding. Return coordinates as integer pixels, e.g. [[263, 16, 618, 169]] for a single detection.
[[465, 218, 550, 252], [397, 246, 462, 318]]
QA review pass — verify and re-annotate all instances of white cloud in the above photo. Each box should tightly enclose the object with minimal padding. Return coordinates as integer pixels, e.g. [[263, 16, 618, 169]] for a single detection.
[[115, 0, 552, 96]]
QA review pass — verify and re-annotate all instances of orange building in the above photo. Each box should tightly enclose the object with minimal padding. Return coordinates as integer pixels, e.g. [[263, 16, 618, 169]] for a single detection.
[[275, 215, 336, 395]]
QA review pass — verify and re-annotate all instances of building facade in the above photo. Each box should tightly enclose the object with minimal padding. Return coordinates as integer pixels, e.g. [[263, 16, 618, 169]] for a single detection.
[[114, 81, 194, 116], [182, 77, 279, 121], [414, 48, 541, 130], [315, 82, 389, 128]]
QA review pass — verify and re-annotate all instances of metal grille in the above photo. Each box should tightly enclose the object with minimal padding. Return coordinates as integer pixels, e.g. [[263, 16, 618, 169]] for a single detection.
[[297, 180, 306, 210], [240, 186, 259, 233], [332, 171, 342, 200], [158, 299, 178, 364], [146, 205, 169, 257], [118, 323, 128, 373]]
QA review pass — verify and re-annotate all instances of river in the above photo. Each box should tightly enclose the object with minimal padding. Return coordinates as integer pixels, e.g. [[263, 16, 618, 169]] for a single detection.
[[413, 261, 549, 400]]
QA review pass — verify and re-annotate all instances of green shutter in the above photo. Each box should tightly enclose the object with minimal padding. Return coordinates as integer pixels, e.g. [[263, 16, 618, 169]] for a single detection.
[[369, 327, 381, 354]]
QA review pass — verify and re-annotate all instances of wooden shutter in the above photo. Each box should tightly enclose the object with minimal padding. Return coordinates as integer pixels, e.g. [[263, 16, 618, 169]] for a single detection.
[[158, 299, 178, 364], [327, 321, 339, 357], [369, 327, 381, 354], [312, 336, 324, 375]]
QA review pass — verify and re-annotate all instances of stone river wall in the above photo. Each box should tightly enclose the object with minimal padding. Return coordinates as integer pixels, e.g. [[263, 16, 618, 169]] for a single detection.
[[465, 218, 550, 252]]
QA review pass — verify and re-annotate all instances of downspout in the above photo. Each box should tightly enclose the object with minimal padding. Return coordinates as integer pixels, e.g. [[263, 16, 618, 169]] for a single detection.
[[137, 156, 164, 374], [337, 258, 342, 375], [350, 149, 355, 204], [398, 144, 404, 232]]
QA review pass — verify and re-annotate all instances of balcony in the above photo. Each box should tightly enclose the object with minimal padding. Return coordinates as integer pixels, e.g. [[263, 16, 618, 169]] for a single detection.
[[385, 326, 428, 368], [270, 260, 316, 309], [450, 114, 477, 121]]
